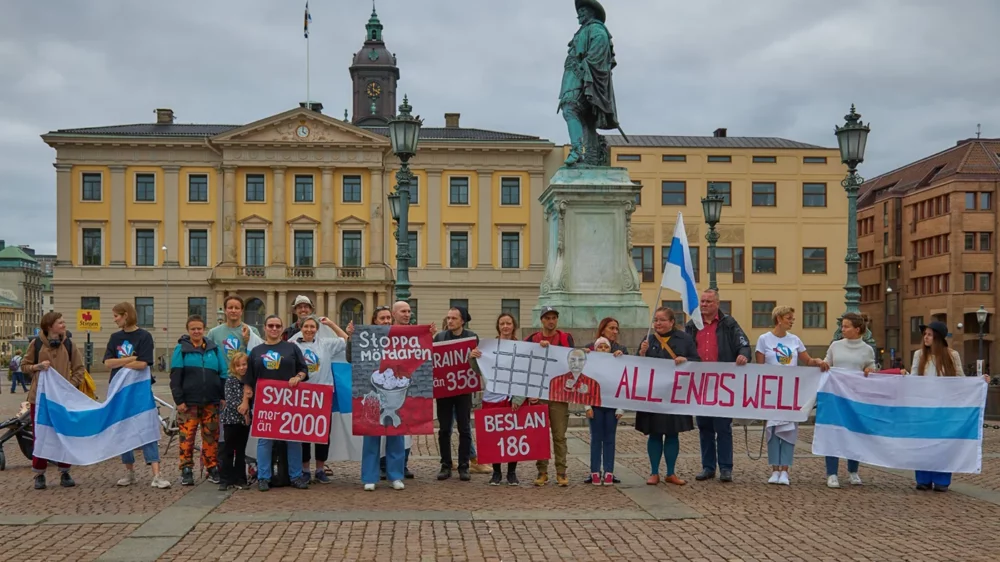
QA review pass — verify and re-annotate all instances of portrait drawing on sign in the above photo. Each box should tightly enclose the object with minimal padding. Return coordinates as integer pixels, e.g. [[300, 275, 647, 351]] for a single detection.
[[548, 348, 602, 407]]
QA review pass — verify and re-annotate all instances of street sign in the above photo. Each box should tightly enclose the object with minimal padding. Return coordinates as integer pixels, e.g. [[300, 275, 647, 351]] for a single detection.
[[77, 309, 101, 332]]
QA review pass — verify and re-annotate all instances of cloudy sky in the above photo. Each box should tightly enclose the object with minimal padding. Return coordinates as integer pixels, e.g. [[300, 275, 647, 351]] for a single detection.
[[2, 0, 998, 254]]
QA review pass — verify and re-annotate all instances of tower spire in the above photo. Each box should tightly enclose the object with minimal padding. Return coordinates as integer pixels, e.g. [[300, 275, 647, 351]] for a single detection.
[[366, 1, 383, 42]]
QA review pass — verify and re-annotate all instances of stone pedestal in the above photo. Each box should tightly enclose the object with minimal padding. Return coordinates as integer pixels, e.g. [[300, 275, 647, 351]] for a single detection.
[[533, 167, 649, 345]]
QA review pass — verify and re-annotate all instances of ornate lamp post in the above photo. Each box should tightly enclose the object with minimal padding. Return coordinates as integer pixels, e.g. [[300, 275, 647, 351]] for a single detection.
[[701, 182, 724, 291], [386, 96, 423, 303], [977, 305, 988, 369], [832, 105, 876, 347]]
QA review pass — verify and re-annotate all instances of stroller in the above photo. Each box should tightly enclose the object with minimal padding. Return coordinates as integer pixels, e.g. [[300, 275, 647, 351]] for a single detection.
[[0, 402, 34, 471]]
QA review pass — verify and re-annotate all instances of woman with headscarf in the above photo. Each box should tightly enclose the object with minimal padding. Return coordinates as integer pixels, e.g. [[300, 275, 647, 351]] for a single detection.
[[636, 307, 697, 486]]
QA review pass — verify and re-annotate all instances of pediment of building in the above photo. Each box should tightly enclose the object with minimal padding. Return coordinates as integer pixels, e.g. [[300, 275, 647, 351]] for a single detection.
[[335, 214, 370, 227], [212, 108, 390, 147], [238, 214, 272, 227]]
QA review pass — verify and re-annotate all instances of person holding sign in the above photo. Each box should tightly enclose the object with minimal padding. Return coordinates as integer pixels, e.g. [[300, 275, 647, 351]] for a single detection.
[[755, 306, 828, 486], [433, 306, 479, 482], [363, 306, 407, 491], [637, 307, 697, 486], [586, 338, 624, 486], [524, 306, 574, 488], [242, 315, 310, 492]]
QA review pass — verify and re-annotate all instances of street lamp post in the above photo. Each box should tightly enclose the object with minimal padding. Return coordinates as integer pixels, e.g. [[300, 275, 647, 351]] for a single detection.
[[386, 96, 423, 303], [832, 105, 876, 350], [977, 305, 988, 370], [701, 182, 724, 291]]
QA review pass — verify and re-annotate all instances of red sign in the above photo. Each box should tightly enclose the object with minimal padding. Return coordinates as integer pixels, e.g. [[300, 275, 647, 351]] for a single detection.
[[432, 337, 481, 398], [251, 380, 334, 444], [474, 405, 551, 464]]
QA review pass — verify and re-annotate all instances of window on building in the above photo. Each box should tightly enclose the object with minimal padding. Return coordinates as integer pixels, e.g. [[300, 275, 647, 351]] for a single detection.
[[719, 301, 732, 315], [135, 229, 155, 266], [708, 155, 732, 163], [802, 183, 827, 207], [616, 154, 641, 162], [980, 273, 992, 292], [406, 176, 419, 205], [964, 273, 975, 291], [501, 232, 520, 269], [966, 192, 977, 210], [188, 230, 208, 267], [715, 247, 736, 273], [982, 232, 993, 251], [135, 297, 154, 328], [294, 231, 314, 266], [753, 156, 777, 163], [803, 302, 826, 329], [245, 230, 265, 266], [450, 232, 469, 268], [910, 316, 924, 344], [246, 174, 265, 202], [187, 297, 207, 320], [500, 177, 521, 206], [981, 192, 993, 210], [342, 175, 362, 203], [661, 181, 686, 205], [752, 301, 776, 328], [188, 175, 208, 202], [82, 173, 102, 201], [803, 156, 828, 164], [662, 154, 686, 162], [407, 231, 418, 266], [803, 248, 827, 274], [501, 299, 520, 321], [81, 297, 100, 310], [751, 182, 776, 206], [82, 228, 102, 265], [632, 246, 654, 282], [965, 233, 976, 251], [135, 173, 155, 202], [341, 231, 362, 267], [752, 247, 776, 273], [294, 175, 314, 202], [709, 181, 732, 206], [449, 177, 469, 205], [633, 183, 642, 206], [883, 232, 889, 257], [661, 300, 686, 324]]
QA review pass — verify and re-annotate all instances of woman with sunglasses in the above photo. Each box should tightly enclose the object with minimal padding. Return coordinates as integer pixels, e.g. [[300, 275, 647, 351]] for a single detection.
[[241, 315, 310, 491]]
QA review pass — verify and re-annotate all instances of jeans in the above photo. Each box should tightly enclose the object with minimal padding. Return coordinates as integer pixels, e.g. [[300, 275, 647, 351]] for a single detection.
[[536, 400, 570, 476], [363, 435, 404, 484], [455, 409, 477, 459], [588, 406, 618, 474], [10, 371, 27, 392], [647, 434, 680, 476], [122, 441, 160, 465], [437, 394, 472, 470], [257, 439, 302, 482], [178, 404, 219, 470], [696, 416, 733, 471], [381, 444, 411, 472], [219, 424, 250, 485], [767, 434, 794, 467], [915, 470, 952, 487], [825, 456, 860, 476]]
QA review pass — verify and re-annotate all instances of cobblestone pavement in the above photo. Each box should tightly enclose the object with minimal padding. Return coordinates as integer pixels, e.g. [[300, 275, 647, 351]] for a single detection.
[[5, 383, 1000, 561]]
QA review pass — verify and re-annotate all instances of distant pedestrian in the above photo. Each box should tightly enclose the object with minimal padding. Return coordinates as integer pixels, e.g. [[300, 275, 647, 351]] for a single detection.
[[9, 350, 28, 393]]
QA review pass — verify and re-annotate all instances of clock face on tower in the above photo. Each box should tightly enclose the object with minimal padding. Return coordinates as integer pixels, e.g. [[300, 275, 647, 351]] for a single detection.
[[366, 81, 381, 99]]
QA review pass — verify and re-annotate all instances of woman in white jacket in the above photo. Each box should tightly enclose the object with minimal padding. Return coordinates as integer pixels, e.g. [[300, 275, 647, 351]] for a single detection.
[[290, 315, 347, 483]]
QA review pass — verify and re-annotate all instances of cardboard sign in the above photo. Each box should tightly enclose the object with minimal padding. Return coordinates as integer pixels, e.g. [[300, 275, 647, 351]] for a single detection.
[[474, 405, 551, 464], [432, 337, 481, 398], [251, 380, 333, 444]]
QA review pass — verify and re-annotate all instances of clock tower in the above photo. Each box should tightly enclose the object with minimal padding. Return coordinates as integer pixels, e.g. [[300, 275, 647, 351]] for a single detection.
[[349, 5, 400, 127]]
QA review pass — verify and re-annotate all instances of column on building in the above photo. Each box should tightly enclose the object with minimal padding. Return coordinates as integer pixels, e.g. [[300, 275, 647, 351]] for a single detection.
[[529, 171, 545, 268], [272, 166, 287, 265], [278, 291, 288, 322], [54, 164, 72, 265], [477, 170, 493, 268], [320, 167, 335, 265], [163, 165, 180, 265], [426, 169, 443, 267], [110, 165, 127, 266], [369, 167, 384, 266], [364, 292, 374, 323], [215, 166, 225, 265], [315, 292, 326, 321], [266, 291, 276, 316], [327, 291, 337, 319], [215, 290, 225, 321], [222, 166, 237, 265]]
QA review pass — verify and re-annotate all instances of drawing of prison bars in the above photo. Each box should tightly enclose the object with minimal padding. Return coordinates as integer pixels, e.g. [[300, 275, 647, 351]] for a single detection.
[[488, 342, 561, 398]]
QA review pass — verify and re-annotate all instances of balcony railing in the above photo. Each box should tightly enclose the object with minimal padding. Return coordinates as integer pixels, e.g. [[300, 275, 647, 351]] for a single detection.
[[338, 267, 365, 279], [238, 266, 265, 278], [287, 267, 315, 279]]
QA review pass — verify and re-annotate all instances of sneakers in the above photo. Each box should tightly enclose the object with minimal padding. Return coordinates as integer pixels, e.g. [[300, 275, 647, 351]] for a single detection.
[[60, 472, 76, 488], [506, 472, 520, 486], [916, 483, 931, 491], [364, 483, 376, 491], [848, 472, 863, 486], [207, 467, 221, 484], [695, 469, 715, 481], [556, 474, 569, 487], [768, 471, 780, 484], [391, 480, 405, 491], [314, 470, 331, 484], [490, 472, 503, 486], [258, 480, 270, 492], [404, 468, 415, 479], [827, 475, 841, 488], [437, 467, 452, 481], [458, 468, 471, 482], [218, 482, 231, 492], [34, 474, 46, 490], [117, 470, 137, 487], [151, 474, 172, 489], [181, 467, 195, 486], [777, 471, 790, 486], [533, 472, 549, 487], [591, 472, 601, 485], [290, 476, 309, 490], [603, 473, 614, 486]]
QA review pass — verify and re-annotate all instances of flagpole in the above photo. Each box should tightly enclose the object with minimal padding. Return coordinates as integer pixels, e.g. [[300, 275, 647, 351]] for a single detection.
[[643, 285, 664, 348], [306, 33, 310, 106]]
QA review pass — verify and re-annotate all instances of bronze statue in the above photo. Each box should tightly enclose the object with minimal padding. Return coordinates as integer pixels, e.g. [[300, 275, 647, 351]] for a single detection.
[[558, 0, 627, 167]]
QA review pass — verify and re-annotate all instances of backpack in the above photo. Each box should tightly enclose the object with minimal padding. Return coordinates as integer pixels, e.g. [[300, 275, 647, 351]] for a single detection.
[[9, 355, 21, 371]]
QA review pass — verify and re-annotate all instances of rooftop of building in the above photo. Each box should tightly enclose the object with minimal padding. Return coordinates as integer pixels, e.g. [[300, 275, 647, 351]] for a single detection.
[[0, 245, 38, 264], [0, 296, 24, 309], [858, 138, 1000, 209], [603, 134, 831, 150]]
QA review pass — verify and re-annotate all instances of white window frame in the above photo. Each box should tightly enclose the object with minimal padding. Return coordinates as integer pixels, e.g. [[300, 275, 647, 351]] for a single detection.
[[497, 224, 525, 270], [292, 228, 318, 267], [133, 172, 157, 203], [448, 176, 471, 206], [76, 220, 107, 267], [293, 173, 316, 203], [445, 224, 473, 269], [183, 222, 213, 268], [241, 227, 268, 267], [244, 173, 267, 204], [80, 171, 104, 203], [186, 173, 211, 204], [129, 221, 161, 267], [339, 229, 365, 268]]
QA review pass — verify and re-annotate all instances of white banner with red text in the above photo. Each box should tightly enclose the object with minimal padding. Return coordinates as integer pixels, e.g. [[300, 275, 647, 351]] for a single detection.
[[475, 339, 820, 422]]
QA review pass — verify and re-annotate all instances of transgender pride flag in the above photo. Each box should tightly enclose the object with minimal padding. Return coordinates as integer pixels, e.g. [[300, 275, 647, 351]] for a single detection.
[[812, 369, 986, 474]]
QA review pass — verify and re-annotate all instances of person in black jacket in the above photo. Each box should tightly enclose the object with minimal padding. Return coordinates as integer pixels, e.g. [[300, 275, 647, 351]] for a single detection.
[[684, 289, 751, 483], [170, 315, 229, 486], [433, 306, 478, 482], [637, 307, 698, 486]]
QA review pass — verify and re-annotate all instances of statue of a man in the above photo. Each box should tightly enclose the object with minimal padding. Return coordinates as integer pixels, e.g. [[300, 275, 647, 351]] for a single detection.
[[558, 0, 622, 167]]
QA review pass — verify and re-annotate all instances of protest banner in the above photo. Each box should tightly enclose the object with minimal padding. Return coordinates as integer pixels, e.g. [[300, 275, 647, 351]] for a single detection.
[[475, 339, 821, 422], [351, 324, 434, 436], [474, 404, 551, 464], [432, 336, 480, 398], [250, 379, 333, 444]]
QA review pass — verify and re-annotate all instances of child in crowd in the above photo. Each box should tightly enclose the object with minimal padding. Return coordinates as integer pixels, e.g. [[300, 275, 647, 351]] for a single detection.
[[218, 352, 251, 491], [587, 337, 624, 485]]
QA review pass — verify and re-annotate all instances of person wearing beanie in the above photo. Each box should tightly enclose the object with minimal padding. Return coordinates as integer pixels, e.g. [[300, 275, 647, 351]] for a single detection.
[[433, 306, 479, 482]]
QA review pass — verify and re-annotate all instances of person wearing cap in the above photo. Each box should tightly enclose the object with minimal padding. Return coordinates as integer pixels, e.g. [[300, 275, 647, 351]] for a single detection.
[[433, 306, 479, 481], [282, 296, 315, 341], [524, 306, 575, 487], [908, 320, 987, 492]]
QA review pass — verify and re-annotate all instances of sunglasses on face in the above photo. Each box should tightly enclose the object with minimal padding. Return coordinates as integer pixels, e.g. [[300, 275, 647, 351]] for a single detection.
[[266, 324, 282, 329]]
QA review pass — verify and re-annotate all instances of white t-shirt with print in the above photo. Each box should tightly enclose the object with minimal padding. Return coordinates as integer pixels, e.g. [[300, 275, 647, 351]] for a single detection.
[[755, 331, 805, 443]]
